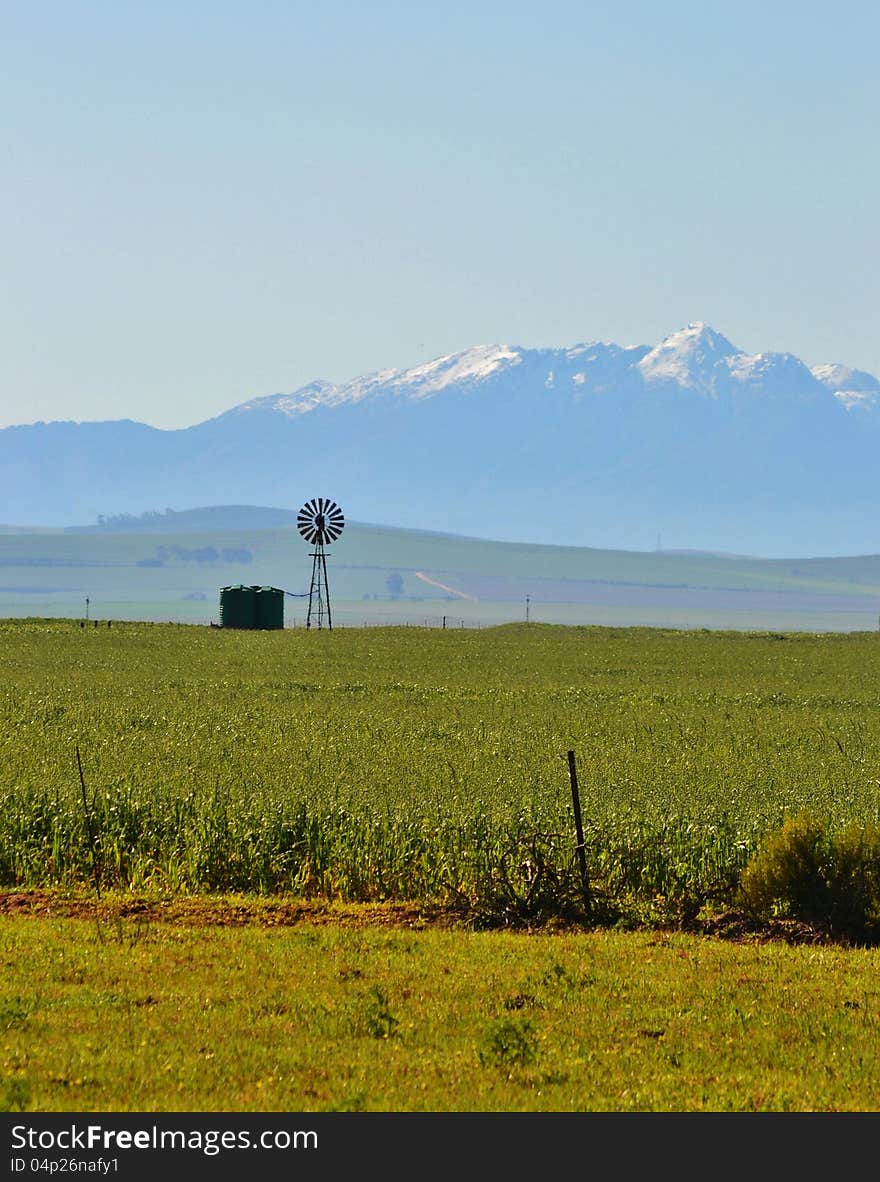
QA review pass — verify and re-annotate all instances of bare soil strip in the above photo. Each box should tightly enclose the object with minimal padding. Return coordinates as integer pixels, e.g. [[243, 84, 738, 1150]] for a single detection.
[[0, 889, 449, 929], [0, 888, 829, 944]]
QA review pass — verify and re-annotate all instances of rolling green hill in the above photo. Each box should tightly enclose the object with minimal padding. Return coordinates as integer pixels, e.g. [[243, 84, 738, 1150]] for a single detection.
[[1, 506, 879, 630]]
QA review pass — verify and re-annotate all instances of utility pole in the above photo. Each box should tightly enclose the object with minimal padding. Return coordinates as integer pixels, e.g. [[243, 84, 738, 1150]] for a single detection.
[[525, 595, 530, 624]]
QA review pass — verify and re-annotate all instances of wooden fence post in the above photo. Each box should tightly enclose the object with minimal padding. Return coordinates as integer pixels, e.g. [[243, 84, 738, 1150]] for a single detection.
[[567, 750, 591, 910]]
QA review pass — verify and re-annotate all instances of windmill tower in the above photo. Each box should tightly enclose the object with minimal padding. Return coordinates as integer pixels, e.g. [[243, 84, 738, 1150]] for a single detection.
[[297, 497, 345, 630]]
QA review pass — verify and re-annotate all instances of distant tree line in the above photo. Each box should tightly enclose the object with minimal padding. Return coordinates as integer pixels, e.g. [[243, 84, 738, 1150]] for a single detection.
[[93, 506, 299, 531], [97, 510, 176, 529], [136, 545, 253, 567]]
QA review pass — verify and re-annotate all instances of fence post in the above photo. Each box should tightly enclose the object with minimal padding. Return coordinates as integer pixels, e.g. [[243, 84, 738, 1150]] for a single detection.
[[75, 744, 102, 900], [567, 750, 591, 910]]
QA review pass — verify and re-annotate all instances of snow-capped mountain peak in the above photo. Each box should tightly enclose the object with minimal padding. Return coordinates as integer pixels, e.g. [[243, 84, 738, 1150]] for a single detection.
[[638, 322, 742, 391]]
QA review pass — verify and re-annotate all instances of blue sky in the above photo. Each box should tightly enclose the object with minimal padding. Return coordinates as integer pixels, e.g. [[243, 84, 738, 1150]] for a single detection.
[[2, 0, 877, 429]]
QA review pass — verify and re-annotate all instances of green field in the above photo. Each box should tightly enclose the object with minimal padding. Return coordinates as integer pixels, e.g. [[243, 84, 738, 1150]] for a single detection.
[[6, 617, 880, 1114], [5, 909, 880, 1112], [4, 617, 880, 933], [2, 510, 880, 631]]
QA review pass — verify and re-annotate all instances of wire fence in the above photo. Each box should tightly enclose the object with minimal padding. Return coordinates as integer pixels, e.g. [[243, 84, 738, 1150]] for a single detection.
[[290, 614, 488, 630]]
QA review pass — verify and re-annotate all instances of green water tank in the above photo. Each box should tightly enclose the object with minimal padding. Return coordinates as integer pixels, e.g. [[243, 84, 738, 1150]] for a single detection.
[[254, 586, 284, 630], [219, 584, 256, 629]]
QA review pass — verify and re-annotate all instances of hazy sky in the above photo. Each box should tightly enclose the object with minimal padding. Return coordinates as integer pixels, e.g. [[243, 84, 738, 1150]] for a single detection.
[[2, 0, 877, 429]]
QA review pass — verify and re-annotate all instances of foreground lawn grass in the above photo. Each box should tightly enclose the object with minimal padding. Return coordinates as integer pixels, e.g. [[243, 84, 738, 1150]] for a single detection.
[[4, 903, 880, 1112]]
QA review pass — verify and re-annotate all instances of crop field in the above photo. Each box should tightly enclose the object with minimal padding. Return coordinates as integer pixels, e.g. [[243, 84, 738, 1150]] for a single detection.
[[4, 618, 880, 933]]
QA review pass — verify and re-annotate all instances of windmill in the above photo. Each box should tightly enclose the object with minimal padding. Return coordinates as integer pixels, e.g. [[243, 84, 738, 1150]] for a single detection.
[[297, 497, 345, 630]]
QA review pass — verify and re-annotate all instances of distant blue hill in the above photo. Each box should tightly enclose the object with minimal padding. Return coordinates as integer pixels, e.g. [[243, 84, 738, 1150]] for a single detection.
[[65, 504, 302, 533]]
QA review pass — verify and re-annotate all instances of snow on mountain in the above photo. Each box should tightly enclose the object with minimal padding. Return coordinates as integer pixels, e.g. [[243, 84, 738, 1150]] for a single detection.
[[564, 342, 650, 396], [726, 350, 821, 395], [812, 363, 880, 411], [637, 322, 742, 393], [220, 339, 654, 422], [220, 345, 523, 420], [231, 379, 341, 418], [638, 323, 829, 401], [375, 343, 522, 397], [217, 325, 879, 425]]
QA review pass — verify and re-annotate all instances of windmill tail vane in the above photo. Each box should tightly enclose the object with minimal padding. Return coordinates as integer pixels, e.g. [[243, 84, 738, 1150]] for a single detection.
[[297, 498, 344, 629]]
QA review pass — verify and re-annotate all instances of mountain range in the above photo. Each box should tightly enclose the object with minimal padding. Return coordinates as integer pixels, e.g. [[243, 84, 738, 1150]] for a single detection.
[[5, 322, 880, 556]]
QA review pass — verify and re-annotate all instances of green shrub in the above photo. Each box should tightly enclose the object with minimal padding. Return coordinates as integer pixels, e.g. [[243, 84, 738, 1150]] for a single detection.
[[362, 986, 400, 1039], [739, 812, 880, 940], [826, 823, 880, 936], [0, 1074, 31, 1112], [478, 1016, 539, 1069]]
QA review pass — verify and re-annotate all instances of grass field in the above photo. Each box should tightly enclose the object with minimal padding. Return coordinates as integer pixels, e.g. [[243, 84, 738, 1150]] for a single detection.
[[5, 616, 880, 1114], [5, 903, 880, 1113]]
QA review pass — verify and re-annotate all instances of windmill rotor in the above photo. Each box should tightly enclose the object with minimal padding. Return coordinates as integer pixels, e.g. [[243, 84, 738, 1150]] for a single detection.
[[297, 497, 345, 546]]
